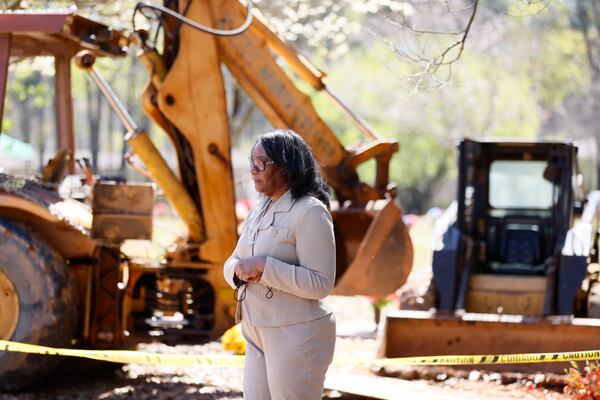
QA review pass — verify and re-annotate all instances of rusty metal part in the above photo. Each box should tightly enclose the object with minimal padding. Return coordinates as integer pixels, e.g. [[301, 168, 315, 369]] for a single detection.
[[0, 11, 127, 58], [332, 200, 413, 297], [41, 148, 72, 183], [0, 33, 10, 126], [380, 309, 600, 373], [55, 54, 76, 173], [83, 265, 93, 340], [90, 245, 123, 347], [0, 11, 71, 33], [91, 181, 153, 243], [0, 269, 18, 340]]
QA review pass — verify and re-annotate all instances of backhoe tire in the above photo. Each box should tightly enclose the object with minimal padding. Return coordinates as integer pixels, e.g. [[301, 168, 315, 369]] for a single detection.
[[0, 219, 78, 392]]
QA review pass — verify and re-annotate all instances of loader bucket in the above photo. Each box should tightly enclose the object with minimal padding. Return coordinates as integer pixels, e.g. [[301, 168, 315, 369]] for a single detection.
[[331, 199, 413, 297], [380, 310, 600, 373]]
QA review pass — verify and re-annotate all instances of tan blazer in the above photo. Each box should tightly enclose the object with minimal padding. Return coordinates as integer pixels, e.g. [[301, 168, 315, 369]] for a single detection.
[[223, 190, 335, 327]]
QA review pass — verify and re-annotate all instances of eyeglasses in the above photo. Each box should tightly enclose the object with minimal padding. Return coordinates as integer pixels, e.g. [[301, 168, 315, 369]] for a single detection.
[[249, 157, 275, 172]]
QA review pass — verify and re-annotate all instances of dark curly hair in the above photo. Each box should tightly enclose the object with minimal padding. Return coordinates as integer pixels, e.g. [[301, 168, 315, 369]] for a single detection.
[[257, 129, 330, 208]]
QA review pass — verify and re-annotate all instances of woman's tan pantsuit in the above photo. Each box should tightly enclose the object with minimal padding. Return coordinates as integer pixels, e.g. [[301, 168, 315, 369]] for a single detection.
[[224, 190, 336, 400]]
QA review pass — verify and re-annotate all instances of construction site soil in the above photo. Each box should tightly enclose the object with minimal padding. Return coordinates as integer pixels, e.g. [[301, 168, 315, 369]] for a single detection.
[[0, 296, 572, 400]]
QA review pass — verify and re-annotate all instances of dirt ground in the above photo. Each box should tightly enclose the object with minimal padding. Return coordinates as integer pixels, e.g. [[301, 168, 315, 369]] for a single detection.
[[0, 217, 575, 399], [0, 295, 572, 400]]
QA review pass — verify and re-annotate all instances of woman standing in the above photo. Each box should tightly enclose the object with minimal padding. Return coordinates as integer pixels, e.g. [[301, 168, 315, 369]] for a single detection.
[[223, 129, 336, 400]]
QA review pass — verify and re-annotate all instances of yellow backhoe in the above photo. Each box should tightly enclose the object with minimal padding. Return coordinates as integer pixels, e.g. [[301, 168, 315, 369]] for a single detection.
[[0, 1, 412, 390]]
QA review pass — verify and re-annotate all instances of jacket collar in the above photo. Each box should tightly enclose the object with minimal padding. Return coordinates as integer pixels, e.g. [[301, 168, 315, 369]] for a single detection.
[[257, 189, 295, 229]]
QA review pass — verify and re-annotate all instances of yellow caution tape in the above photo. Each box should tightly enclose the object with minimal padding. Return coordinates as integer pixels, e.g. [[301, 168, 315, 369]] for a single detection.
[[2, 339, 600, 367], [0, 340, 244, 367], [339, 349, 600, 367]]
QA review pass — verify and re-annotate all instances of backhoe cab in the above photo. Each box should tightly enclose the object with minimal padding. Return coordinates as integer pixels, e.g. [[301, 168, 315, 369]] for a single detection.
[[382, 139, 600, 373]]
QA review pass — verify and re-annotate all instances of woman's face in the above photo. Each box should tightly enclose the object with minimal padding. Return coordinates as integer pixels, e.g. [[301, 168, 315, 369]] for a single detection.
[[250, 142, 287, 198]]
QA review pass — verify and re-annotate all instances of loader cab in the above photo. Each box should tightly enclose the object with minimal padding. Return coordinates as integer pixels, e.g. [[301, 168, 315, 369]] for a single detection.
[[459, 140, 577, 268], [433, 139, 581, 316]]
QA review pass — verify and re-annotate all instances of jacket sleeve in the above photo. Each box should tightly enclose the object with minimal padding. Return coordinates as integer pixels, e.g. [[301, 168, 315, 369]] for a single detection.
[[223, 243, 241, 289], [224, 207, 257, 289], [260, 203, 336, 299]]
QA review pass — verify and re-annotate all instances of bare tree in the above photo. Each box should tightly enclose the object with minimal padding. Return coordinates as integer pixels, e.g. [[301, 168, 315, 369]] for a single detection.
[[572, 0, 600, 186], [84, 77, 104, 171], [254, 0, 481, 88]]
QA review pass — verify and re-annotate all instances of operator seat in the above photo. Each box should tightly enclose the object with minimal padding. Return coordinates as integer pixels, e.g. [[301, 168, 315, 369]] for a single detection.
[[501, 228, 540, 265], [486, 223, 545, 275]]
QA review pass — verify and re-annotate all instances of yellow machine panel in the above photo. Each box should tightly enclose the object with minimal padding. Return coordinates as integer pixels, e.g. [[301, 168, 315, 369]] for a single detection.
[[466, 275, 546, 316]]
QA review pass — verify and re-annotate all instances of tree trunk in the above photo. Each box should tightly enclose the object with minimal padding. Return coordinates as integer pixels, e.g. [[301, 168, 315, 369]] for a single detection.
[[36, 104, 45, 171], [19, 98, 31, 143], [106, 99, 114, 165], [85, 78, 102, 171], [575, 0, 600, 188], [121, 58, 138, 174]]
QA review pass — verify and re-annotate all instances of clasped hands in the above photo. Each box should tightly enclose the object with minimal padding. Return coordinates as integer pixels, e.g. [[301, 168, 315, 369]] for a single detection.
[[235, 256, 267, 283]]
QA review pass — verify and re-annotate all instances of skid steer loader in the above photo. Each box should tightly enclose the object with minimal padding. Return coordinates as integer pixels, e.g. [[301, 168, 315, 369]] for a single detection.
[[380, 139, 600, 373], [0, 0, 412, 390]]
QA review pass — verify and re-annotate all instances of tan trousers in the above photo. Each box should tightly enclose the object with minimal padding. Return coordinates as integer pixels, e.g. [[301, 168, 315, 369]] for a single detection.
[[241, 313, 336, 400]]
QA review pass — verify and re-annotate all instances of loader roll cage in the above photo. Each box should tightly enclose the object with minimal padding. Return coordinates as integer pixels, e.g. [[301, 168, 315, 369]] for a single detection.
[[456, 140, 578, 277]]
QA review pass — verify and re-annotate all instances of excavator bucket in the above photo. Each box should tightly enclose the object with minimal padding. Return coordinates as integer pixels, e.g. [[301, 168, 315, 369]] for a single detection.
[[331, 199, 413, 297], [380, 310, 600, 373]]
